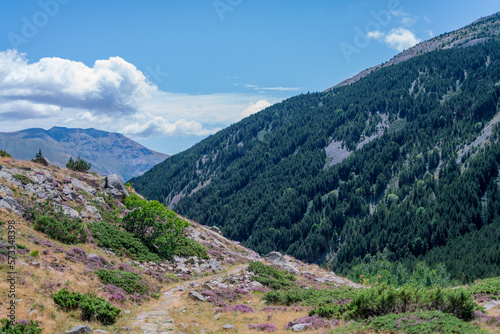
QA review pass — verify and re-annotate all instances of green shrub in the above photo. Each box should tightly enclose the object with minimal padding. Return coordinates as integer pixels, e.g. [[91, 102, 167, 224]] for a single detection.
[[34, 215, 87, 244], [348, 260, 453, 288], [29, 250, 39, 258], [88, 222, 161, 262], [309, 304, 349, 319], [0, 150, 12, 158], [12, 174, 32, 185], [95, 269, 148, 294], [66, 156, 91, 172], [466, 276, 500, 299], [0, 318, 42, 334], [345, 285, 478, 320], [122, 194, 189, 259], [173, 235, 209, 259], [264, 286, 355, 306], [334, 311, 483, 334], [53, 289, 120, 325], [248, 262, 297, 290]]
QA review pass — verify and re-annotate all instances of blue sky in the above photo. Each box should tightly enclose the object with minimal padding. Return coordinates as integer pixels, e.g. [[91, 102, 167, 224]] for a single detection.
[[0, 0, 498, 154]]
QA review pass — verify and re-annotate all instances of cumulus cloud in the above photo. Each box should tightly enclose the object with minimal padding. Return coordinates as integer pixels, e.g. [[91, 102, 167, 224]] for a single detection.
[[368, 28, 421, 52], [384, 28, 421, 51], [0, 50, 283, 138], [0, 50, 155, 116], [240, 100, 272, 118]]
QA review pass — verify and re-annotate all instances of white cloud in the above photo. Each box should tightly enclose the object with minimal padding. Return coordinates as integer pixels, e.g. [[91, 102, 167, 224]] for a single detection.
[[390, 9, 417, 27], [0, 50, 155, 116], [0, 50, 284, 138], [384, 28, 421, 52], [240, 100, 272, 118], [367, 30, 384, 41], [242, 83, 301, 92]]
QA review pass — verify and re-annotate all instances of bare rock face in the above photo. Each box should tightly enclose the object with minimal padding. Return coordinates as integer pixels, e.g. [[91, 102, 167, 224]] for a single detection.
[[31, 156, 52, 167], [102, 174, 129, 199]]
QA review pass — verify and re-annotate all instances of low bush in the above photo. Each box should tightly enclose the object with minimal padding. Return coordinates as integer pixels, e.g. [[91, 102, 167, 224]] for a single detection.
[[264, 286, 354, 306], [53, 289, 120, 325], [334, 311, 484, 334], [88, 222, 161, 262], [95, 269, 149, 295], [66, 156, 91, 172], [348, 260, 454, 288], [34, 215, 87, 244], [467, 276, 500, 299], [248, 262, 297, 290], [0, 150, 12, 158], [172, 235, 209, 259], [0, 318, 42, 334], [342, 285, 478, 320]]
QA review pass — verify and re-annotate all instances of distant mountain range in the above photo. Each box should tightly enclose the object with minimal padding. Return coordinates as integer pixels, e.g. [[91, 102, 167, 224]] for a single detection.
[[0, 127, 169, 181]]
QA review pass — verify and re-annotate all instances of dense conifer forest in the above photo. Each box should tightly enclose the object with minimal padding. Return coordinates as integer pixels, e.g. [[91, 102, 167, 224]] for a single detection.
[[132, 35, 500, 282]]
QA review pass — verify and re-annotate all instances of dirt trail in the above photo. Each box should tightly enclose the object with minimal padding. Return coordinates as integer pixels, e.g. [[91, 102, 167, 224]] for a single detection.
[[126, 264, 248, 334]]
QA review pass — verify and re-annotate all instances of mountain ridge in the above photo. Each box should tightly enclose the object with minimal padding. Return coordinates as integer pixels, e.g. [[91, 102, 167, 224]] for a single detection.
[[0, 126, 169, 181], [325, 11, 500, 91]]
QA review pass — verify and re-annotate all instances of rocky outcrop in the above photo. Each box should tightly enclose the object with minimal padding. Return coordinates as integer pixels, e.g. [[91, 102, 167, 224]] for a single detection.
[[31, 156, 52, 167], [102, 174, 129, 199]]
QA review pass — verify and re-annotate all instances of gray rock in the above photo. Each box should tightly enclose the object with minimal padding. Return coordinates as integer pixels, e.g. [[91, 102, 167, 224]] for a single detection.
[[250, 281, 263, 288], [92, 331, 109, 334], [102, 174, 129, 199], [188, 291, 206, 301], [209, 226, 222, 234], [281, 262, 300, 275], [31, 156, 52, 167], [62, 186, 77, 200], [213, 313, 222, 320], [54, 204, 80, 219], [0, 196, 22, 215], [222, 324, 236, 330], [29, 262, 40, 268], [85, 205, 101, 220], [64, 326, 92, 334], [291, 323, 311, 331], [208, 259, 222, 271], [265, 251, 284, 263], [88, 253, 98, 259]]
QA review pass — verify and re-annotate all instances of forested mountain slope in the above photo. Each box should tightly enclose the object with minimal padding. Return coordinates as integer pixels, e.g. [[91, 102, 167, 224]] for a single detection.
[[132, 16, 500, 282]]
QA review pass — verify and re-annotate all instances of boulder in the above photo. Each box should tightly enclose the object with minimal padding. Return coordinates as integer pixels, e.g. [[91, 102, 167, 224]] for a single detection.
[[64, 325, 92, 334], [222, 324, 236, 330], [291, 323, 311, 331], [31, 156, 52, 167], [188, 291, 206, 301], [102, 174, 129, 199], [265, 251, 284, 263], [281, 262, 300, 275]]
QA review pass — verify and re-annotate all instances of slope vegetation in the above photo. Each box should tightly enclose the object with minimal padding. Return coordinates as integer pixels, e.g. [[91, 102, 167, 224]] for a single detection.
[[132, 18, 500, 283]]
